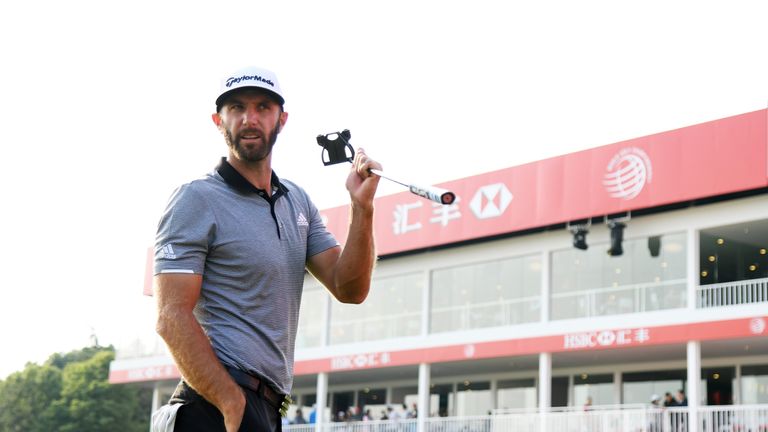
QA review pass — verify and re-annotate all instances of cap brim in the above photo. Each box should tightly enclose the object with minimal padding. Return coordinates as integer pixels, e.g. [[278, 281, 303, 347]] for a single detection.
[[215, 87, 285, 110]]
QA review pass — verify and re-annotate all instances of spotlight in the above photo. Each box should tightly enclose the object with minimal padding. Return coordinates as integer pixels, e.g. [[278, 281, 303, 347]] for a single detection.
[[607, 220, 626, 256], [648, 236, 661, 257], [572, 226, 589, 250]]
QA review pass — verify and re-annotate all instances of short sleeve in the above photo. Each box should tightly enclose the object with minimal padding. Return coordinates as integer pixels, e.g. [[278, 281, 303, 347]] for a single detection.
[[154, 184, 215, 275], [305, 195, 339, 258]]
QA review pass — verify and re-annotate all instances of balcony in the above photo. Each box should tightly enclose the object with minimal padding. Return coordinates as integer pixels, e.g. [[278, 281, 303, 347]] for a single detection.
[[698, 277, 768, 308]]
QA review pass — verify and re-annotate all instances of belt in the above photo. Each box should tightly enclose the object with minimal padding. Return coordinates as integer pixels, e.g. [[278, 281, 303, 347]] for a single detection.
[[226, 367, 285, 411]]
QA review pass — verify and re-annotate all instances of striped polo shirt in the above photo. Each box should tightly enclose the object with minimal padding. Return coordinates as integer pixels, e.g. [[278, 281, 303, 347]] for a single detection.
[[154, 158, 338, 394]]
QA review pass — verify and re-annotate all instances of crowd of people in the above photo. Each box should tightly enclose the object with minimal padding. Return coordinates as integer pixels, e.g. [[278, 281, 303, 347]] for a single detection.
[[648, 390, 689, 432], [283, 403, 419, 425], [650, 389, 688, 408]]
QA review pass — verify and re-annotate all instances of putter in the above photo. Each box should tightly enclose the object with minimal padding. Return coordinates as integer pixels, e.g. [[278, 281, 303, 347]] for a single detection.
[[316, 129, 456, 205]]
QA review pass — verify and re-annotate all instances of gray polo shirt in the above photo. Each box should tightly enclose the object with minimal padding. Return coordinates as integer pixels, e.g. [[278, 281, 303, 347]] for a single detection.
[[154, 158, 338, 394]]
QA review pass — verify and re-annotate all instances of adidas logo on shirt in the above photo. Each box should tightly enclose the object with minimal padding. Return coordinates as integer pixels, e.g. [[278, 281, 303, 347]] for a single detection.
[[296, 212, 309, 227], [160, 244, 177, 259]]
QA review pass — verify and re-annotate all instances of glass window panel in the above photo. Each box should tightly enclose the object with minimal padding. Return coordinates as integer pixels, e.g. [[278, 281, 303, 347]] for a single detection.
[[497, 379, 537, 410], [330, 272, 422, 345], [455, 381, 492, 416], [742, 364, 768, 404], [700, 218, 768, 285], [574, 374, 614, 406], [430, 254, 541, 333], [622, 370, 686, 405], [551, 232, 687, 320], [296, 284, 325, 349]]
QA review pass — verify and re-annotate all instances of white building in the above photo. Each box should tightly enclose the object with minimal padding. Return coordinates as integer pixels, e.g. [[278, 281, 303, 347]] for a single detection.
[[110, 109, 768, 427]]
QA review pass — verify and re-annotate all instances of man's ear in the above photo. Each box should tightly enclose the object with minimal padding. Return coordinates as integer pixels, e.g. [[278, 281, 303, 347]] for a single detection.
[[278, 111, 289, 132], [211, 113, 222, 127]]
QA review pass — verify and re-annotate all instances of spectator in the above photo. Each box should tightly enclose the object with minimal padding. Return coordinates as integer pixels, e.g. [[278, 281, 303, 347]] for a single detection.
[[406, 403, 418, 419], [309, 405, 317, 424], [293, 408, 307, 424]]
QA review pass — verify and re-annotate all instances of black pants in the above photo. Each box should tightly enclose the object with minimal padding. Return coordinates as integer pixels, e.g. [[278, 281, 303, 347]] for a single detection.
[[170, 380, 282, 432]]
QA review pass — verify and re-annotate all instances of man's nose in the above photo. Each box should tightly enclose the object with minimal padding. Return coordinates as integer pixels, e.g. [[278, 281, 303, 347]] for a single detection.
[[243, 106, 260, 125]]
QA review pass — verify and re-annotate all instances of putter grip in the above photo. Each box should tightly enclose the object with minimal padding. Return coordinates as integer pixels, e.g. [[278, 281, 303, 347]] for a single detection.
[[409, 184, 456, 205]]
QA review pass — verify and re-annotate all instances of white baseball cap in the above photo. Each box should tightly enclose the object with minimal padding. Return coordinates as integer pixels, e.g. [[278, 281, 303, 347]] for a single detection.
[[215, 66, 285, 110]]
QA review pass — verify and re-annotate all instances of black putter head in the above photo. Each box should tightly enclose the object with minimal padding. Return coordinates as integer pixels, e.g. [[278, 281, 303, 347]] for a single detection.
[[317, 129, 355, 166]]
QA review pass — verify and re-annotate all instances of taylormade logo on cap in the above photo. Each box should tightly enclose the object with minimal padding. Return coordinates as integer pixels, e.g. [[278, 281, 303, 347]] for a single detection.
[[225, 74, 276, 89], [216, 67, 285, 109]]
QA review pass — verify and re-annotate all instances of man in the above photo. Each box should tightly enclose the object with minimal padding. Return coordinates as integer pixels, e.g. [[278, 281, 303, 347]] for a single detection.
[[152, 67, 381, 431]]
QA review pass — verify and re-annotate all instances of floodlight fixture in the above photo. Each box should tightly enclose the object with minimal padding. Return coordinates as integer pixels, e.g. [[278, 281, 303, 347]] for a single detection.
[[567, 219, 592, 251]]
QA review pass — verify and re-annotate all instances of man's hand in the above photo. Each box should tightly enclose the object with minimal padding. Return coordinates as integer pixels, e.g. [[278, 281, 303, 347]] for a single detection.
[[221, 389, 246, 432], [155, 273, 247, 431], [346, 147, 382, 209]]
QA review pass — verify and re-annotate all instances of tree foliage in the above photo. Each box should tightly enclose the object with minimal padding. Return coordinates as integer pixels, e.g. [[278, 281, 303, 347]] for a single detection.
[[0, 346, 150, 432]]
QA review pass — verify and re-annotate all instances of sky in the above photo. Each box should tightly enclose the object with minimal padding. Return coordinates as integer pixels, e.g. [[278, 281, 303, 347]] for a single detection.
[[1, 0, 767, 379]]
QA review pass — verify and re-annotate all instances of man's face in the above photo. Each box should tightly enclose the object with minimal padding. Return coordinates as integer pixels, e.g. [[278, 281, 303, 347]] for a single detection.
[[215, 89, 287, 163]]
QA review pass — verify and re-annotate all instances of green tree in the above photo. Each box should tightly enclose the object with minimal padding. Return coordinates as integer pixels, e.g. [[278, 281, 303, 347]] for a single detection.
[[0, 346, 150, 432], [0, 363, 62, 432]]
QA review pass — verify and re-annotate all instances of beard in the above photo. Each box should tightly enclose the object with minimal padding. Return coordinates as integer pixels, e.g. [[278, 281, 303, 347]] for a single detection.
[[224, 117, 281, 163]]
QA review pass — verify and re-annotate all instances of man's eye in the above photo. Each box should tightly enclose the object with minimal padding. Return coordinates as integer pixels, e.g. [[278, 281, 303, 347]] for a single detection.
[[229, 104, 244, 111]]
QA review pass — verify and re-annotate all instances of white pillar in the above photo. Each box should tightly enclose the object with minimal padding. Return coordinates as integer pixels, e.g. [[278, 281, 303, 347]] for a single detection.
[[417, 363, 430, 432], [734, 363, 742, 405], [687, 227, 700, 309], [538, 353, 551, 410], [314, 285, 332, 430], [687, 341, 701, 430], [315, 372, 328, 430], [613, 370, 622, 404], [490, 379, 498, 413], [539, 353, 552, 432], [150, 382, 161, 431], [451, 382, 458, 416]]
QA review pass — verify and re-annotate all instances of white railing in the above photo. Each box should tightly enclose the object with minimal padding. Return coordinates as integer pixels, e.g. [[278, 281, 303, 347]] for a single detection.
[[697, 277, 768, 308], [285, 404, 768, 432], [551, 279, 687, 319]]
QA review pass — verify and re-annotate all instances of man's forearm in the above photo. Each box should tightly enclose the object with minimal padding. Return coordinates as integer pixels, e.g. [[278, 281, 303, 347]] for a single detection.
[[334, 204, 377, 303], [157, 307, 244, 417]]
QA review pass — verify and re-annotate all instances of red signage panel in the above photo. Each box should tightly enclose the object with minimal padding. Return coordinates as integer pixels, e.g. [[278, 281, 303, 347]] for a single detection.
[[293, 316, 767, 375], [322, 110, 767, 256], [109, 316, 767, 383]]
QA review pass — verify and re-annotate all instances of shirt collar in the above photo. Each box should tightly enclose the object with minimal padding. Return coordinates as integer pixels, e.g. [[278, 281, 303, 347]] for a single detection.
[[215, 157, 289, 196]]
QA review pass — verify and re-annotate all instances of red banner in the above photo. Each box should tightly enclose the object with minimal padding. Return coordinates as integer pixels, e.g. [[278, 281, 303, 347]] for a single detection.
[[321, 109, 768, 256], [109, 316, 767, 383], [294, 316, 767, 375]]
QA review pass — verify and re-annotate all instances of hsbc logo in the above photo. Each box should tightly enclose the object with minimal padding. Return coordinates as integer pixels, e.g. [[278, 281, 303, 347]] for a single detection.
[[470, 183, 513, 219], [603, 147, 653, 200]]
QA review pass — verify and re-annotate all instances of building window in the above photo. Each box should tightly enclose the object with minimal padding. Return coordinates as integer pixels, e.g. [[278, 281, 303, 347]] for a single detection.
[[622, 370, 686, 405], [497, 378, 536, 410], [699, 218, 768, 285], [296, 284, 325, 349], [330, 272, 423, 345], [551, 232, 687, 320], [430, 254, 541, 333], [574, 373, 613, 406], [455, 381, 491, 416], [742, 364, 768, 404]]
